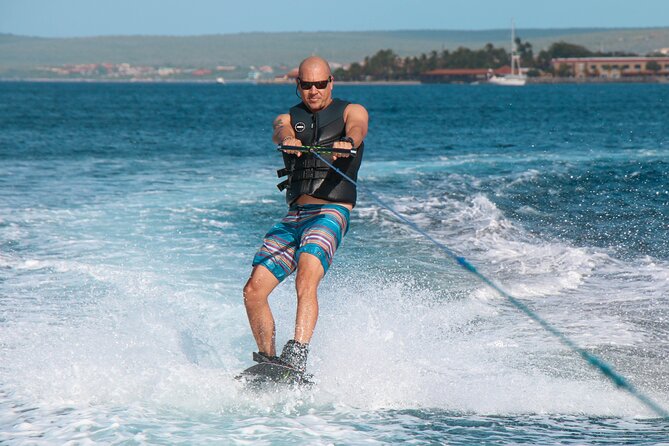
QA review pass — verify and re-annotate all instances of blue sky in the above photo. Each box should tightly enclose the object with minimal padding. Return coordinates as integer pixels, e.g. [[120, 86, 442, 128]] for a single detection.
[[1, 0, 667, 37]]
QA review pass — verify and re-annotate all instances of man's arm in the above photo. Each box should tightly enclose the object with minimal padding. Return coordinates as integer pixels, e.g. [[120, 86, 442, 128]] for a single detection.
[[273, 113, 303, 156], [342, 104, 369, 148], [332, 104, 369, 159], [273, 113, 296, 144]]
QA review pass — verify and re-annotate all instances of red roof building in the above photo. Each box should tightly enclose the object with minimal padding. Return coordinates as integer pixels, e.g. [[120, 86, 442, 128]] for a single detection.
[[192, 69, 213, 76]]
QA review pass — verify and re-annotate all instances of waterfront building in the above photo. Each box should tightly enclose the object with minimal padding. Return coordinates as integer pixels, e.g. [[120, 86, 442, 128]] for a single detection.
[[552, 57, 669, 78]]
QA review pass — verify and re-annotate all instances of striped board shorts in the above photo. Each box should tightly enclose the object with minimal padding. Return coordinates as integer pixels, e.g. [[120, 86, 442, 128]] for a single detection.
[[252, 204, 350, 282]]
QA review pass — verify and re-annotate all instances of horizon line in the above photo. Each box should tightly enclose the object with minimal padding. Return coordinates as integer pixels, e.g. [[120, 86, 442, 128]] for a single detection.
[[2, 25, 669, 40]]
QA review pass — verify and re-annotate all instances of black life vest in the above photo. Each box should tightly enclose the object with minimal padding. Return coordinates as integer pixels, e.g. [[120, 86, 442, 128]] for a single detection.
[[277, 98, 364, 206]]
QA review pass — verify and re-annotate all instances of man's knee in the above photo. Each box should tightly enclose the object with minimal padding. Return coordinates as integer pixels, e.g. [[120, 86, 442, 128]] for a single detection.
[[243, 266, 278, 307], [295, 253, 324, 299], [295, 277, 318, 300], [243, 277, 269, 307], [243, 279, 258, 298], [243, 279, 264, 307]]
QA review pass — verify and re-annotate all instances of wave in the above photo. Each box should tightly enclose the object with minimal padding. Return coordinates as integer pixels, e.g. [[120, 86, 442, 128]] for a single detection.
[[346, 190, 669, 413], [1, 164, 667, 422]]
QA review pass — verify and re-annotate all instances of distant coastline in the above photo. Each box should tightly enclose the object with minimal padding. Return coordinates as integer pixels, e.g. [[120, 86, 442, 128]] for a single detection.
[[2, 77, 666, 85], [0, 78, 423, 86], [2, 27, 668, 82]]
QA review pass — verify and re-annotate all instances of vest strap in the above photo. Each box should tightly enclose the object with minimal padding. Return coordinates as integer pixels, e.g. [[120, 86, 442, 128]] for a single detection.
[[290, 167, 329, 181]]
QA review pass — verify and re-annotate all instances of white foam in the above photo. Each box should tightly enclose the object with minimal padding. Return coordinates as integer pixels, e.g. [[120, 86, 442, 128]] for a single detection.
[[2, 182, 668, 424], [342, 190, 669, 415], [357, 192, 610, 299], [202, 218, 232, 229], [307, 275, 664, 416], [4, 252, 661, 419]]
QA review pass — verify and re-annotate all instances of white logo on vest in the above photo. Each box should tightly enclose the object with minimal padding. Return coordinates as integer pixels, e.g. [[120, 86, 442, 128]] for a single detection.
[[294, 122, 306, 133]]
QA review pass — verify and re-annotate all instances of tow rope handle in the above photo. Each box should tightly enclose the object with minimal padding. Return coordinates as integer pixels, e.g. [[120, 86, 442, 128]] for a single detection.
[[277, 144, 357, 157]]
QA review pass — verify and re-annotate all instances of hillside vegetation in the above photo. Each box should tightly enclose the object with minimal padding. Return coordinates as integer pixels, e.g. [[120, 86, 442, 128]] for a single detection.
[[1, 28, 668, 78]]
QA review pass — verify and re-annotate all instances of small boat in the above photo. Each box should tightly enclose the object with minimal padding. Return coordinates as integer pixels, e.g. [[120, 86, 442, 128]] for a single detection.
[[216, 77, 226, 84], [488, 21, 527, 86]]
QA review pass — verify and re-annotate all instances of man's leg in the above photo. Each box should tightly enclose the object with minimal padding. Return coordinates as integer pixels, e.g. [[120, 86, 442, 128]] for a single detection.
[[280, 205, 348, 371], [275, 252, 323, 372], [293, 252, 325, 344], [243, 265, 280, 356]]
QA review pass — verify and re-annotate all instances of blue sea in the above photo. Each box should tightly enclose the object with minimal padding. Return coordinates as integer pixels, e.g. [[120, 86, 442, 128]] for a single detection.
[[1, 81, 668, 445]]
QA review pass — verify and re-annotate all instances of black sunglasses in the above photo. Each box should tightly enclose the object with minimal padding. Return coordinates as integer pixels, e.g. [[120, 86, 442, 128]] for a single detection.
[[297, 77, 332, 90]]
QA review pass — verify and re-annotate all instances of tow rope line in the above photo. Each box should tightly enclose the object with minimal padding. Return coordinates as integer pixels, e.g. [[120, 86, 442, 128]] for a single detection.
[[289, 145, 668, 418]]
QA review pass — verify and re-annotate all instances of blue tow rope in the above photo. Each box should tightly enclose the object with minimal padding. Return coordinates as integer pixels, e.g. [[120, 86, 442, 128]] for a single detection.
[[294, 146, 668, 418]]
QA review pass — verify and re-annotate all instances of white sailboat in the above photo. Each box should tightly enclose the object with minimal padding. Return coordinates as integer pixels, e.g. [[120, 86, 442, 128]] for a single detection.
[[488, 21, 527, 86]]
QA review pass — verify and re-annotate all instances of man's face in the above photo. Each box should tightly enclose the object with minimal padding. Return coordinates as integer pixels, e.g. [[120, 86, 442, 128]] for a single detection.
[[297, 66, 333, 112]]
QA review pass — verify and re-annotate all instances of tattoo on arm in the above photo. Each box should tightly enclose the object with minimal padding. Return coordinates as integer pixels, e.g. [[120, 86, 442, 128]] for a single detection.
[[273, 115, 295, 143], [273, 118, 284, 130]]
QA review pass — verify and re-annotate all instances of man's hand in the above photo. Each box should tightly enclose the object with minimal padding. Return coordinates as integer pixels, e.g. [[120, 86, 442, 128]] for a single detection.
[[280, 137, 303, 157], [331, 139, 353, 161], [274, 114, 304, 156]]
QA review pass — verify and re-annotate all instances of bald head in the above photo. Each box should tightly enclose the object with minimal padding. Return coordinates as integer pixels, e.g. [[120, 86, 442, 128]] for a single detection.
[[296, 56, 334, 112], [298, 56, 332, 79]]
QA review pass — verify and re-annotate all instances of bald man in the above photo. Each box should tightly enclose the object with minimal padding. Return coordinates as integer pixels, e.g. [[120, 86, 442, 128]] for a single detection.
[[242, 56, 369, 374]]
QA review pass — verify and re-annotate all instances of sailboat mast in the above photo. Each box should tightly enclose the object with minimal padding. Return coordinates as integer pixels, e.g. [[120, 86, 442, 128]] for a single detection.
[[488, 20, 526, 85], [510, 19, 519, 76]]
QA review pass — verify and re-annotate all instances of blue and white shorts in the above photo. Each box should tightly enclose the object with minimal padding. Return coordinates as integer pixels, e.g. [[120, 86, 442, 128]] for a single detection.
[[252, 204, 350, 282]]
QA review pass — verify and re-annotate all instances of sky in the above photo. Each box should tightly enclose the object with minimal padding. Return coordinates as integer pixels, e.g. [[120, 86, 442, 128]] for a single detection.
[[1, 0, 667, 37]]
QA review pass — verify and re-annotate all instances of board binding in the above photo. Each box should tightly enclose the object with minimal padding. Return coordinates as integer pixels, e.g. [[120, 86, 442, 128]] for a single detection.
[[236, 355, 313, 389]]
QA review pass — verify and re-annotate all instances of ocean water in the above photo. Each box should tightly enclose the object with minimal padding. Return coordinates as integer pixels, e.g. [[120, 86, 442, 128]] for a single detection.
[[1, 81, 668, 445]]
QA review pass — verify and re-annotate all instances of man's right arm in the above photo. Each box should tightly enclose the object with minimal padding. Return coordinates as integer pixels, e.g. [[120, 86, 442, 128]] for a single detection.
[[273, 113, 303, 156], [273, 113, 297, 144]]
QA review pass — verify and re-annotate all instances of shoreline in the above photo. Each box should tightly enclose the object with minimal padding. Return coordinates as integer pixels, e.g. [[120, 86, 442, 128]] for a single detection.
[[0, 77, 423, 85], [527, 76, 669, 84], [0, 77, 666, 85]]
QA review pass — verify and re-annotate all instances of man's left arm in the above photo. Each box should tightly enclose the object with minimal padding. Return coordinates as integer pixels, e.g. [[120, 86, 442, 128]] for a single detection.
[[332, 104, 369, 159]]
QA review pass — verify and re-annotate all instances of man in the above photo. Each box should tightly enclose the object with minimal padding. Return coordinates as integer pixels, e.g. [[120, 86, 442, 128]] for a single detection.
[[243, 56, 369, 374]]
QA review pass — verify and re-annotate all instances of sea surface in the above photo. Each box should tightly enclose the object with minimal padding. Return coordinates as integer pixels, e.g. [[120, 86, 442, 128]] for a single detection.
[[1, 81, 668, 445]]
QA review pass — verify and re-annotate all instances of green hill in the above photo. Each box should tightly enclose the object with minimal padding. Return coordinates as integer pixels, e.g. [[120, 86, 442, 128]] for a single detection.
[[1, 28, 668, 78]]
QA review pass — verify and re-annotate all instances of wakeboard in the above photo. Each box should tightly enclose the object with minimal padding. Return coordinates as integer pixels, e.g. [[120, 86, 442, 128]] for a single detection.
[[236, 362, 313, 389]]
